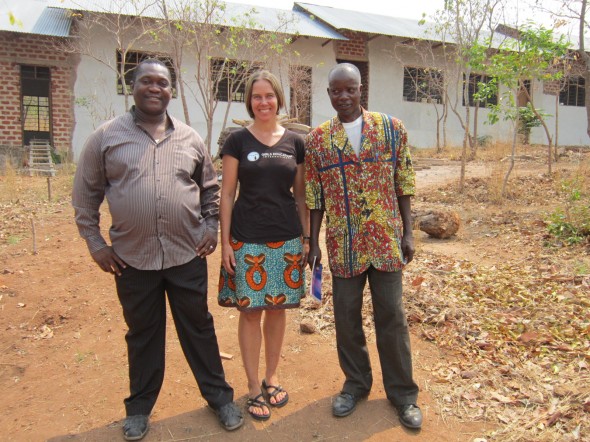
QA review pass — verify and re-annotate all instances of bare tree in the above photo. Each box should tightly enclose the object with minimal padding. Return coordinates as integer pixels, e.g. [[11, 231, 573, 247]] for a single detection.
[[64, 0, 166, 110], [287, 64, 313, 126], [178, 0, 300, 154], [429, 0, 505, 191], [158, 0, 194, 125], [389, 40, 449, 152]]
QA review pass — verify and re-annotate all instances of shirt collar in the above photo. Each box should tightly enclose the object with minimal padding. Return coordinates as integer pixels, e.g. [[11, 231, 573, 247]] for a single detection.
[[130, 105, 175, 133]]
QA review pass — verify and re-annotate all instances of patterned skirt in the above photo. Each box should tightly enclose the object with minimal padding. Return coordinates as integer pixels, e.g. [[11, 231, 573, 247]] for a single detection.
[[218, 237, 305, 311]]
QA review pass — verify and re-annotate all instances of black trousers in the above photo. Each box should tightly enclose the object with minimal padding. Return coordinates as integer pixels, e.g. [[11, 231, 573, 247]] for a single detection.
[[115, 256, 234, 416], [332, 266, 419, 406]]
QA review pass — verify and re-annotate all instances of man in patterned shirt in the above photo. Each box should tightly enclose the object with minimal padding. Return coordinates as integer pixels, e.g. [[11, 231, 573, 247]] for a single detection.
[[305, 63, 422, 429], [72, 59, 243, 440]]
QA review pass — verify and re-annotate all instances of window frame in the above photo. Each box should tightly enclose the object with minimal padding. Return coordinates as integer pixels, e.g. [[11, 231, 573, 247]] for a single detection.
[[463, 73, 498, 108], [209, 58, 262, 103], [402, 66, 444, 104], [559, 75, 585, 107]]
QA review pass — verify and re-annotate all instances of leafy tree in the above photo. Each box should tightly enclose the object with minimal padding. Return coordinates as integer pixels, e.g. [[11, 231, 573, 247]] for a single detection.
[[517, 102, 545, 145], [481, 25, 569, 193], [428, 0, 505, 192], [535, 0, 590, 139]]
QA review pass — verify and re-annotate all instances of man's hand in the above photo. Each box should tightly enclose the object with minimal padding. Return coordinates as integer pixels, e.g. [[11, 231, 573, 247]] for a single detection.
[[300, 240, 310, 267], [307, 243, 322, 269], [91, 246, 126, 276], [196, 229, 218, 259], [401, 233, 415, 265]]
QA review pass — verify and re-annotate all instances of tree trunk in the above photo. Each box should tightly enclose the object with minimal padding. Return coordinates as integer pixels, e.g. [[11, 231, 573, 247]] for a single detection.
[[578, 0, 590, 139], [554, 94, 559, 161], [443, 102, 448, 150], [501, 122, 517, 197], [470, 103, 479, 160], [459, 133, 467, 193], [460, 74, 471, 193], [585, 70, 590, 139], [530, 105, 553, 174]]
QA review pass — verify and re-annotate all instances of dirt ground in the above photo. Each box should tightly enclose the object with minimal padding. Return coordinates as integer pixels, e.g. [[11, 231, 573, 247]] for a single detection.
[[0, 152, 587, 442]]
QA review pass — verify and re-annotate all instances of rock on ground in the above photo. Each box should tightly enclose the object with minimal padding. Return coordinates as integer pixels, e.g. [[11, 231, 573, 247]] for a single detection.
[[417, 210, 461, 239]]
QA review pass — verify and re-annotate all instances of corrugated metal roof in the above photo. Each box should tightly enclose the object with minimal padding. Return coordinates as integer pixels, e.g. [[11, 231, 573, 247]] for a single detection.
[[47, 0, 163, 19], [222, 3, 347, 40], [31, 7, 72, 37], [48, 0, 347, 40], [0, 0, 71, 36], [293, 2, 436, 40]]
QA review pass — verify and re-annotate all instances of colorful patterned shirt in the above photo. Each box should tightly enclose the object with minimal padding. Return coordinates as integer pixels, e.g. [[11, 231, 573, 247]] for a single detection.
[[305, 110, 416, 278]]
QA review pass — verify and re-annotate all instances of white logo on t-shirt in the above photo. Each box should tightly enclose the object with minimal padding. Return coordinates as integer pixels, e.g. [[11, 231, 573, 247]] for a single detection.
[[247, 152, 260, 162]]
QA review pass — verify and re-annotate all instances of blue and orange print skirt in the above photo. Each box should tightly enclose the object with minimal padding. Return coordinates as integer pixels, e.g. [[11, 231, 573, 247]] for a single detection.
[[218, 237, 305, 311]]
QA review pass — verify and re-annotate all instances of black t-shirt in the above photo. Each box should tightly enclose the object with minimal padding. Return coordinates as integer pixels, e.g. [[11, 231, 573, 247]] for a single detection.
[[221, 128, 305, 243]]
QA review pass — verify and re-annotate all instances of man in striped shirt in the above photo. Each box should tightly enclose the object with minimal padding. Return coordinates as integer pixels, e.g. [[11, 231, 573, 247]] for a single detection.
[[72, 59, 243, 440]]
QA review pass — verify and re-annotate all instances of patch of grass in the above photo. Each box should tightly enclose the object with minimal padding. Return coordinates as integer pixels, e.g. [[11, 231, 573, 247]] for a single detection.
[[74, 351, 95, 364], [546, 164, 590, 245], [7, 235, 21, 245], [573, 260, 590, 276]]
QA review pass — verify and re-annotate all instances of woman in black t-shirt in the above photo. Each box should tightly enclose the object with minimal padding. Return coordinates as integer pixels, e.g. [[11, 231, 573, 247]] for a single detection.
[[218, 70, 309, 422]]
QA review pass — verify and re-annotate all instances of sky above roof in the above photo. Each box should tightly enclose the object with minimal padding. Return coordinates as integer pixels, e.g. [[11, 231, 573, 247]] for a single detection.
[[235, 0, 570, 30]]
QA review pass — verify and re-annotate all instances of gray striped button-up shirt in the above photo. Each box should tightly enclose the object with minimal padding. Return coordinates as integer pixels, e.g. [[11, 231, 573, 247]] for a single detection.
[[72, 110, 220, 271]]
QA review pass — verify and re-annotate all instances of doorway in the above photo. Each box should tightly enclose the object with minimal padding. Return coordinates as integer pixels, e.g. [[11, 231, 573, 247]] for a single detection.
[[20, 65, 51, 146]]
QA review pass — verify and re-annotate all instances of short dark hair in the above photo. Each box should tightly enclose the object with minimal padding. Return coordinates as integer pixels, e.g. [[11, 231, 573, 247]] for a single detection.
[[131, 58, 171, 83], [244, 70, 285, 119], [328, 63, 361, 84]]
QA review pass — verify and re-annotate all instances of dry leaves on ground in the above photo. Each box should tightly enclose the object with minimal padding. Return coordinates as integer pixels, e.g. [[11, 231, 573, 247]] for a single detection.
[[302, 160, 590, 442]]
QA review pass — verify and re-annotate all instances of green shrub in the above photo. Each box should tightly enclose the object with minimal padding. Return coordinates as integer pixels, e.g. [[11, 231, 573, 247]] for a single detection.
[[546, 177, 590, 245]]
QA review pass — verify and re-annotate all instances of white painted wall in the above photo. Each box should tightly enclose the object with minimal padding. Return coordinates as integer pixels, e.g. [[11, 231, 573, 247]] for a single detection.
[[71, 22, 589, 161], [367, 36, 589, 148]]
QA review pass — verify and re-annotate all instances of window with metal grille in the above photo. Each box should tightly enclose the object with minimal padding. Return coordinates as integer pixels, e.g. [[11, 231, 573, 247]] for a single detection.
[[23, 96, 50, 131], [559, 75, 585, 107], [116, 50, 177, 97], [210, 58, 261, 103], [402, 67, 444, 104], [463, 73, 498, 107]]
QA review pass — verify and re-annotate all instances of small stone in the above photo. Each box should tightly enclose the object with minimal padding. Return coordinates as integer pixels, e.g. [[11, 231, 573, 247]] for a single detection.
[[460, 370, 477, 379], [300, 320, 316, 334]]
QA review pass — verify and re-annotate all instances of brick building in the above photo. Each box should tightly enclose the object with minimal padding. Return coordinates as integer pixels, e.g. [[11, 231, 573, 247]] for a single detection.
[[1, 0, 587, 168], [0, 7, 75, 169]]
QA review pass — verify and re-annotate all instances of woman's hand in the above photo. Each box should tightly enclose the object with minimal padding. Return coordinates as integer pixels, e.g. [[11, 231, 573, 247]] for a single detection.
[[222, 245, 237, 275]]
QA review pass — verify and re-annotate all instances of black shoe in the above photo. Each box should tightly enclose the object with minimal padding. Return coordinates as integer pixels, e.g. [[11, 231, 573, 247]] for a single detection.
[[123, 415, 149, 441], [332, 392, 362, 417], [214, 401, 244, 431], [397, 404, 422, 429]]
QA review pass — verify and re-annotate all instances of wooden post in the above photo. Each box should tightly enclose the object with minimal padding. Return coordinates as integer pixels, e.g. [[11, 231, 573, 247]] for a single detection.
[[47, 177, 52, 202], [31, 218, 38, 255]]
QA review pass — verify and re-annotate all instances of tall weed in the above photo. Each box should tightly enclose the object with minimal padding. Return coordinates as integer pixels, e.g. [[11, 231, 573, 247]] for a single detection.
[[546, 163, 590, 244]]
